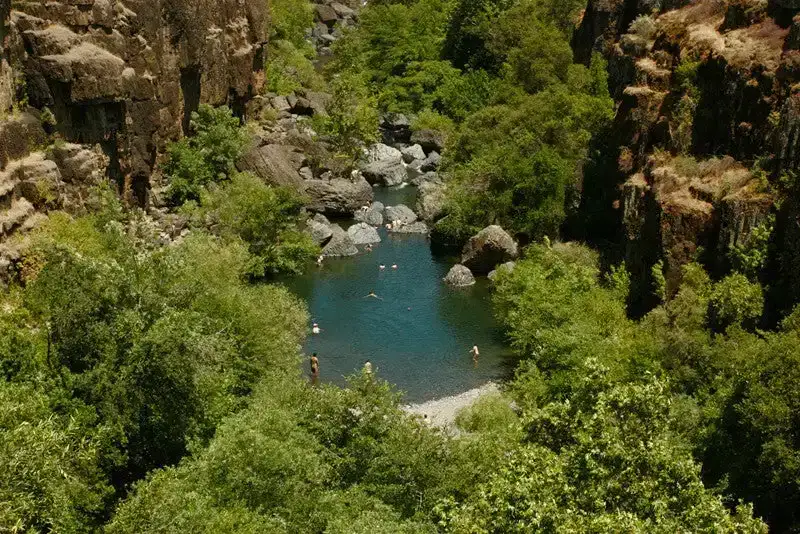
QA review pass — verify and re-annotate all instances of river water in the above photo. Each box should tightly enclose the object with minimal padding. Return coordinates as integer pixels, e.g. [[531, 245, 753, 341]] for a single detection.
[[283, 186, 514, 402]]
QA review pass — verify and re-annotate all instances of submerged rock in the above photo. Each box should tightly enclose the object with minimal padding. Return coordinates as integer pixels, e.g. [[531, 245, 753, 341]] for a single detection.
[[322, 224, 358, 257], [444, 264, 475, 287], [385, 204, 418, 225], [347, 222, 381, 245], [461, 225, 519, 275]]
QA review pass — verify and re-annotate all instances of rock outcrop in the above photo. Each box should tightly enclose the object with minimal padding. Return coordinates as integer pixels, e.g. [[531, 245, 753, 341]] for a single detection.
[[416, 181, 446, 222], [385, 204, 417, 225], [444, 264, 475, 287], [308, 219, 333, 246], [461, 225, 519, 275], [322, 223, 358, 257], [305, 177, 374, 216], [5, 0, 268, 202], [347, 222, 381, 244]]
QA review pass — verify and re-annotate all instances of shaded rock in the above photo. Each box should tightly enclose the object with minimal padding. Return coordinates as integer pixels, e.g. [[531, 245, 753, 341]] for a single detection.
[[420, 151, 441, 172], [444, 264, 475, 287], [380, 113, 411, 143], [0, 112, 47, 170], [270, 95, 291, 112], [331, 2, 355, 18], [371, 201, 385, 213], [389, 221, 428, 234], [411, 171, 440, 186], [236, 142, 305, 188], [305, 177, 374, 215], [385, 204, 417, 225], [411, 129, 445, 153], [361, 159, 407, 186], [416, 181, 446, 222], [354, 206, 384, 226], [488, 261, 516, 282], [347, 222, 381, 244], [401, 144, 425, 163], [461, 225, 519, 274], [299, 167, 314, 180], [322, 224, 358, 257], [315, 4, 339, 26], [308, 219, 333, 246]]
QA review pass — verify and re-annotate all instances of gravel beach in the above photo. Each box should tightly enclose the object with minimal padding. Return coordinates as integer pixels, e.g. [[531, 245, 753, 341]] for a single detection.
[[404, 382, 499, 428]]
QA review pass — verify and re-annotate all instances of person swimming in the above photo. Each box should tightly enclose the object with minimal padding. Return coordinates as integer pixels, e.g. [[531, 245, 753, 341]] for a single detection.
[[363, 360, 373, 375], [364, 290, 383, 300], [391, 264, 398, 270], [317, 255, 324, 265], [379, 264, 386, 270], [312, 323, 321, 335], [470, 345, 480, 365]]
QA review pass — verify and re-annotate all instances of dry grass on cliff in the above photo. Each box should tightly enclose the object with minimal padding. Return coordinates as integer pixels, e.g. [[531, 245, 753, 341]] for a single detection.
[[656, 0, 787, 71]]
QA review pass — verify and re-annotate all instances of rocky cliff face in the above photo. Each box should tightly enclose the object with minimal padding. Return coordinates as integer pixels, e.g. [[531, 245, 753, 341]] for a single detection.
[[576, 0, 800, 311], [4, 0, 267, 204]]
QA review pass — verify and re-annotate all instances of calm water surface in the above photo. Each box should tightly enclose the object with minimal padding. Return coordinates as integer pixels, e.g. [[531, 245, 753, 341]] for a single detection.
[[283, 186, 514, 402]]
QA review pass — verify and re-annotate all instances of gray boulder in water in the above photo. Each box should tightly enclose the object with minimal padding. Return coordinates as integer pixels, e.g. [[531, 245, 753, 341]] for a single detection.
[[355, 206, 384, 226], [347, 222, 381, 245], [361, 159, 407, 186], [389, 221, 428, 234], [401, 144, 426, 163], [385, 204, 417, 225], [444, 264, 475, 287], [322, 224, 358, 257], [307, 219, 333, 246], [304, 177, 374, 216], [461, 225, 519, 274]]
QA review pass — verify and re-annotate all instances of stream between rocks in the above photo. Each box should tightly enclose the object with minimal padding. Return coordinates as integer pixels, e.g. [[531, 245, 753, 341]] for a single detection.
[[283, 185, 515, 403]]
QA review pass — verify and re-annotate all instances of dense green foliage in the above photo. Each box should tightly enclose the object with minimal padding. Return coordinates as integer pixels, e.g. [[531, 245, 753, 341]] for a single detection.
[[331, 0, 612, 246], [0, 196, 308, 530], [165, 105, 247, 205]]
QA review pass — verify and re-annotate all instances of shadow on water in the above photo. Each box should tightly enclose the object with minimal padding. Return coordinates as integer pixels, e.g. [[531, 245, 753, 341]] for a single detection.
[[279, 185, 516, 402]]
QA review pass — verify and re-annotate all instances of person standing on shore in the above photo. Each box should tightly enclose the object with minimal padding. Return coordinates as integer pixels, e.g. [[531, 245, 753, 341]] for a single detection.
[[363, 360, 373, 376], [310, 353, 320, 385]]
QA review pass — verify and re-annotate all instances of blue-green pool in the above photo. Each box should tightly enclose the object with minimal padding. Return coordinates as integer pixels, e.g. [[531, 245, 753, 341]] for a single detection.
[[283, 186, 514, 402]]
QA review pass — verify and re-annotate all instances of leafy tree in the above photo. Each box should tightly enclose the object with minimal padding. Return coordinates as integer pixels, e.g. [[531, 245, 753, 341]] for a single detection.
[[200, 172, 319, 276], [165, 105, 247, 205]]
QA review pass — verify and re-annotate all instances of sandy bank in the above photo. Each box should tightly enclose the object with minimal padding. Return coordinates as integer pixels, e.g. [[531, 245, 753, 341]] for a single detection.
[[404, 382, 499, 428]]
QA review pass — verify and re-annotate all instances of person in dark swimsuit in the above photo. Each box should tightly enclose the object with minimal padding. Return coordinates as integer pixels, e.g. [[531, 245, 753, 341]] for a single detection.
[[310, 353, 320, 385]]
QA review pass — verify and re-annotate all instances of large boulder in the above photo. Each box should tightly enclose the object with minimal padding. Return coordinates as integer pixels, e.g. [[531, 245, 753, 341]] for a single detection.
[[420, 151, 441, 172], [322, 224, 358, 257], [362, 143, 403, 165], [461, 225, 519, 274], [354, 206, 384, 226], [401, 144, 425, 163], [385, 204, 417, 225], [48, 142, 108, 184], [307, 219, 333, 246], [305, 177, 374, 216], [443, 264, 475, 287], [361, 159, 407, 186], [236, 142, 305, 188], [389, 221, 428, 234], [410, 129, 445, 153], [416, 181, 446, 222], [347, 222, 381, 245]]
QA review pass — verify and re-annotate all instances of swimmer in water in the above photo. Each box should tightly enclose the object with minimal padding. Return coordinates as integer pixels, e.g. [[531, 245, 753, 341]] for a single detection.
[[470, 344, 480, 365], [364, 290, 383, 300], [317, 255, 324, 265], [312, 323, 321, 335], [379, 264, 386, 270], [392, 264, 398, 270], [366, 244, 373, 252]]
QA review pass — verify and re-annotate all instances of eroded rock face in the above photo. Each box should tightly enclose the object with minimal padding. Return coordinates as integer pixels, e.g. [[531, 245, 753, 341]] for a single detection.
[[443, 264, 475, 287], [236, 141, 306, 189], [416, 181, 446, 222], [461, 225, 519, 275], [7, 0, 268, 200]]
